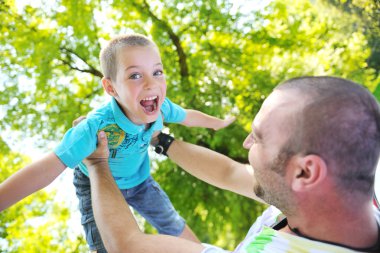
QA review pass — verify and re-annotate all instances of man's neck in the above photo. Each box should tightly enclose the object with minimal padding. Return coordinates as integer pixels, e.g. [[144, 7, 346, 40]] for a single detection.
[[282, 202, 378, 249]]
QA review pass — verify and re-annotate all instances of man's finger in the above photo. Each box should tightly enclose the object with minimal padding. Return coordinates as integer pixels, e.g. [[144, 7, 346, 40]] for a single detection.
[[72, 116, 87, 127], [85, 131, 110, 162], [98, 131, 108, 149]]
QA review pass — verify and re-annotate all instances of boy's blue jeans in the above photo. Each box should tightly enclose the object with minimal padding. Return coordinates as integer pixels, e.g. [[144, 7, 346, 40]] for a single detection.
[[73, 167, 186, 252]]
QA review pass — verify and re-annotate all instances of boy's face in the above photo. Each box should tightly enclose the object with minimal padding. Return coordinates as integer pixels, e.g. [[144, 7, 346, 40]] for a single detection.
[[104, 45, 167, 125]]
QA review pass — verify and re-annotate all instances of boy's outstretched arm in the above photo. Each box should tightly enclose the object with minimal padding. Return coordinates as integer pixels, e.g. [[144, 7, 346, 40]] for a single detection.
[[165, 138, 264, 203], [151, 133, 264, 203], [0, 153, 66, 211], [181, 109, 235, 130]]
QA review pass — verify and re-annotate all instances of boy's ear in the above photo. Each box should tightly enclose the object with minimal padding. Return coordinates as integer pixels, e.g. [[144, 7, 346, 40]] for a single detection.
[[290, 155, 327, 192], [102, 77, 118, 97]]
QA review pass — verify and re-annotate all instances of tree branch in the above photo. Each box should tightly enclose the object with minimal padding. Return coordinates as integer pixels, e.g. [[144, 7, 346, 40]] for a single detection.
[[60, 47, 103, 78], [132, 0, 189, 80], [60, 59, 102, 78]]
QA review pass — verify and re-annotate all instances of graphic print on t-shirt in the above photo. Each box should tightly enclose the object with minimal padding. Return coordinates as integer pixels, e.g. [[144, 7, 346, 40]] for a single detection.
[[99, 124, 126, 149], [99, 124, 141, 158]]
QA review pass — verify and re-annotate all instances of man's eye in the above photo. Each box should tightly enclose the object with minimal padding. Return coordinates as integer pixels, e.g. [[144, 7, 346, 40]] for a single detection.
[[129, 73, 142, 79], [153, 70, 164, 76]]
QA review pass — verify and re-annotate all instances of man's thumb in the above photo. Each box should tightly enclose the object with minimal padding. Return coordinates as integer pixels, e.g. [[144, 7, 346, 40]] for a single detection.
[[98, 131, 108, 148]]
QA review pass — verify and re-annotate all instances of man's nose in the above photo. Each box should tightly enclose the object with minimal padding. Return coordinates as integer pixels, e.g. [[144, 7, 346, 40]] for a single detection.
[[242, 135, 252, 150]]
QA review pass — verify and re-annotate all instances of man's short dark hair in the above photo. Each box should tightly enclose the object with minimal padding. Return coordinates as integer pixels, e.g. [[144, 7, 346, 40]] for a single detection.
[[276, 76, 380, 196]]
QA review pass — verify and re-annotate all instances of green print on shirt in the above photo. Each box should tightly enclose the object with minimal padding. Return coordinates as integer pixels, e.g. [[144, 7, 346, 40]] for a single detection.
[[245, 227, 275, 253], [99, 124, 126, 149]]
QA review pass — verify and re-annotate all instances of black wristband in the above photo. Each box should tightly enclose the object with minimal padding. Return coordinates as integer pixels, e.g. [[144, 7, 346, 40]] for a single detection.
[[154, 133, 174, 156]]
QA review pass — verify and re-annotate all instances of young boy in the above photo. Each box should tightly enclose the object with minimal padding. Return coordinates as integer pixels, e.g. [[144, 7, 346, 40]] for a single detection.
[[0, 34, 235, 252]]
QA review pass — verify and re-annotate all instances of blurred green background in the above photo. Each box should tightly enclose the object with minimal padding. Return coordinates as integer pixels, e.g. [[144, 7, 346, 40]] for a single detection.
[[1, 0, 379, 252]]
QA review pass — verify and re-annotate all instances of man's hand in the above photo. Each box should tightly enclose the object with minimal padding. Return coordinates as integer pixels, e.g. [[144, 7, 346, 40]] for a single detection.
[[83, 131, 110, 168], [72, 116, 86, 127], [72, 115, 110, 167]]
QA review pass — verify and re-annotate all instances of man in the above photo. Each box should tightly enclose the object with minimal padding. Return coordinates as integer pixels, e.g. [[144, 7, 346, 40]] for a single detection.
[[84, 76, 380, 252]]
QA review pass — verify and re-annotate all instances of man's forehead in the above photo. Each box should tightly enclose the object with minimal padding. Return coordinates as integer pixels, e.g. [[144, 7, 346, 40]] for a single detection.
[[252, 90, 304, 133], [264, 89, 301, 108]]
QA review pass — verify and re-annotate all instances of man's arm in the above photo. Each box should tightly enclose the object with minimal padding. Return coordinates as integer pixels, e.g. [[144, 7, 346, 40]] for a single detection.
[[85, 132, 205, 253], [0, 153, 66, 211], [163, 137, 264, 203], [181, 109, 235, 130]]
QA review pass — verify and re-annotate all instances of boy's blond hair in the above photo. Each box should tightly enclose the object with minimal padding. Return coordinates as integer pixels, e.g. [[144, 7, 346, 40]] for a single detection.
[[100, 34, 156, 81]]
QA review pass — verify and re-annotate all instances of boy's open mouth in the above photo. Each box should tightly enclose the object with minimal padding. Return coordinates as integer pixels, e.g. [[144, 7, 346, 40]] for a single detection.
[[140, 96, 159, 114]]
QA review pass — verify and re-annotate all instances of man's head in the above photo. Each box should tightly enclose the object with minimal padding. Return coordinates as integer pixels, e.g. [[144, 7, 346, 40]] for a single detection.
[[100, 34, 166, 125], [244, 76, 380, 213]]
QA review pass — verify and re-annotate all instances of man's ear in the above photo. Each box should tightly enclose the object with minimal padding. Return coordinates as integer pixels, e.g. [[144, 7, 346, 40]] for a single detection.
[[291, 155, 327, 192], [102, 77, 118, 97]]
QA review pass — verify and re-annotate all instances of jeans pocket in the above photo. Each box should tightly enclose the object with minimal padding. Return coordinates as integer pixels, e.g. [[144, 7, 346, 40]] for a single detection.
[[83, 218, 106, 251], [74, 168, 93, 216], [73, 167, 90, 187], [149, 177, 164, 193]]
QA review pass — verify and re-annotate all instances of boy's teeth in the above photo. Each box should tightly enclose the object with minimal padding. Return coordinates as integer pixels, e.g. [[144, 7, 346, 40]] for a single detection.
[[142, 96, 157, 101]]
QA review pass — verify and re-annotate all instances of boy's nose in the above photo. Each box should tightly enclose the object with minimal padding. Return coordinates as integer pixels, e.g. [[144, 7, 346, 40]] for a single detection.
[[144, 77, 158, 90]]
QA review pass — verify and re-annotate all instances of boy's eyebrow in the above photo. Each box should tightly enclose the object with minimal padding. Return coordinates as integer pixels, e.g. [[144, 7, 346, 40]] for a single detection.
[[125, 65, 139, 71], [125, 63, 163, 71]]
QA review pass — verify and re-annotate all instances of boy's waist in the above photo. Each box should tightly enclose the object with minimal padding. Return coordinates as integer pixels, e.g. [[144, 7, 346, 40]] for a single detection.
[[77, 162, 150, 189]]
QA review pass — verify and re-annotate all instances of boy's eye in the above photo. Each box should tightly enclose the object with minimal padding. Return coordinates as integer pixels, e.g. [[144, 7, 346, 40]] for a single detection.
[[129, 73, 142, 79], [153, 70, 164, 76]]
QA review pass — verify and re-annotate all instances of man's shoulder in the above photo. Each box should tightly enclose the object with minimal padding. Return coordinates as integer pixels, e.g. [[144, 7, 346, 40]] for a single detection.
[[248, 206, 282, 231], [201, 244, 230, 253], [374, 205, 380, 222]]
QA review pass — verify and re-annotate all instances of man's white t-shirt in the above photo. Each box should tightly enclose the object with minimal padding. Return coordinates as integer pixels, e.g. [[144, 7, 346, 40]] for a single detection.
[[202, 206, 379, 253]]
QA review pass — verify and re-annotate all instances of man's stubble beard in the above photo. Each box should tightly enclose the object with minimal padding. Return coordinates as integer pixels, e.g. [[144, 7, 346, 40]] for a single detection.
[[253, 150, 297, 215]]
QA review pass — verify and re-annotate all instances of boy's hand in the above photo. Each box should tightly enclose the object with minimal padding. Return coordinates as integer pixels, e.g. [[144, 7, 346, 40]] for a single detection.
[[83, 131, 110, 168], [214, 116, 236, 130]]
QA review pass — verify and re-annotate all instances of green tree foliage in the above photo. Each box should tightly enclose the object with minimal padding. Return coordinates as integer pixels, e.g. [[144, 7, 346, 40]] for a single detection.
[[325, 0, 380, 71], [0, 137, 87, 252], [0, 0, 379, 251], [323, 0, 380, 100]]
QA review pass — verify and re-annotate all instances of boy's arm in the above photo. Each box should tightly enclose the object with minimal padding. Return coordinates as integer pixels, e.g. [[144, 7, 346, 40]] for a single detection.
[[152, 133, 264, 203], [181, 109, 235, 130], [0, 152, 66, 211], [86, 132, 205, 253]]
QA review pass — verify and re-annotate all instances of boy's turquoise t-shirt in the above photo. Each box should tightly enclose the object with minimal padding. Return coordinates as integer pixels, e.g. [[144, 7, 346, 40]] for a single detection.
[[54, 97, 186, 189]]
